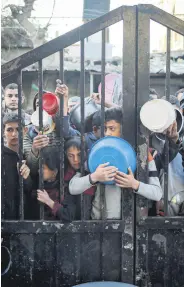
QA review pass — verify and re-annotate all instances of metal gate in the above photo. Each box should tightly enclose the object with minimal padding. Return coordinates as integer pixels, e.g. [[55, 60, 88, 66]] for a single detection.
[[1, 5, 184, 287]]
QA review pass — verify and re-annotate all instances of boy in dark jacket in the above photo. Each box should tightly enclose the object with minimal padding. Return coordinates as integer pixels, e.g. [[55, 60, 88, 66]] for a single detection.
[[2, 113, 32, 219], [33, 147, 77, 221]]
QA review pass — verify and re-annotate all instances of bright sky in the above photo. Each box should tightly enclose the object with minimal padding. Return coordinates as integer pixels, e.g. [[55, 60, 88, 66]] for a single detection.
[[2, 0, 183, 55]]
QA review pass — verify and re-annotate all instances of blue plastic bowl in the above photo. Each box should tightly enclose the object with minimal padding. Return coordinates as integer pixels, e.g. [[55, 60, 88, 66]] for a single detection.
[[88, 136, 137, 185], [72, 282, 136, 287]]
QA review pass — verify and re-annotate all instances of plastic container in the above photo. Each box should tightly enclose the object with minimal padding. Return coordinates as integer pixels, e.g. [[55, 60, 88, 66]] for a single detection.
[[69, 97, 101, 132], [42, 92, 59, 116], [31, 109, 55, 134], [88, 136, 137, 185], [140, 99, 176, 133]]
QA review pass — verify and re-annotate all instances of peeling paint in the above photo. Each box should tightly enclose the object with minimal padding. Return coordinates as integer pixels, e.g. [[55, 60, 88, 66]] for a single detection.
[[152, 234, 166, 253], [105, 226, 109, 230], [35, 228, 41, 234], [124, 225, 132, 236], [124, 243, 133, 250], [138, 143, 147, 170], [54, 223, 64, 229], [112, 223, 119, 230], [142, 244, 146, 254], [42, 222, 49, 226]]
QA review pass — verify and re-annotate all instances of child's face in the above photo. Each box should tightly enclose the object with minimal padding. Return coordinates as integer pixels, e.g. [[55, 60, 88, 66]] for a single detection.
[[42, 164, 57, 181], [4, 122, 27, 148], [67, 146, 81, 171], [105, 120, 121, 137]]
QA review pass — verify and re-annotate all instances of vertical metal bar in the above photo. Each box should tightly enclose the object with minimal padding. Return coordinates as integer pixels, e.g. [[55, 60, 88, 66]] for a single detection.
[[38, 60, 44, 220], [99, 30, 106, 279], [80, 39, 85, 220], [121, 6, 137, 284], [17, 71, 24, 220], [136, 9, 150, 212], [100, 29, 106, 220], [59, 50, 64, 204], [135, 7, 150, 286], [1, 86, 5, 219], [164, 28, 171, 216], [100, 233, 104, 280], [90, 73, 94, 95], [101, 29, 105, 138]]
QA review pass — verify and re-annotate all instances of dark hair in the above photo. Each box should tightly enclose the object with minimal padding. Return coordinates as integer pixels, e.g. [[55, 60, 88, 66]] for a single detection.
[[161, 95, 180, 108], [5, 83, 18, 91], [175, 88, 184, 98], [92, 110, 101, 127], [105, 108, 123, 124], [150, 88, 158, 96], [42, 147, 59, 171], [65, 136, 82, 153], [3, 113, 25, 128], [33, 91, 47, 111], [4, 83, 25, 98]]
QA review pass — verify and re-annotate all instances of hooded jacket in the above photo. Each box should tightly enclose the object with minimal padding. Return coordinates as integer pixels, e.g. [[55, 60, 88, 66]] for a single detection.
[[2, 146, 32, 219], [85, 132, 98, 152]]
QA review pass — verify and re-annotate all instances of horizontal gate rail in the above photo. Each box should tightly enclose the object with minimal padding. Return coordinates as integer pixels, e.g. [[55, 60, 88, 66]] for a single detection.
[[1, 221, 124, 234], [138, 217, 184, 229]]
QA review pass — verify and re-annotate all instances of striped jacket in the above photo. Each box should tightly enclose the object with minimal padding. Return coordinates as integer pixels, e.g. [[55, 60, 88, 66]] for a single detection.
[[23, 115, 80, 175]]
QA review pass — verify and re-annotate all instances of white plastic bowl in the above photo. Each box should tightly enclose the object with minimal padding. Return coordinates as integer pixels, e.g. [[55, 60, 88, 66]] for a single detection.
[[140, 99, 176, 133]]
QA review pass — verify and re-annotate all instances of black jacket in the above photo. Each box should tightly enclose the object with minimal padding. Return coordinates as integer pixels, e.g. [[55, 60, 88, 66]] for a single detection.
[[2, 146, 32, 219]]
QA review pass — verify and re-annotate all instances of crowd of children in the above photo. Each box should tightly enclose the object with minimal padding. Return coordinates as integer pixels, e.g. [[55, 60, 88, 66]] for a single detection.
[[2, 82, 184, 220]]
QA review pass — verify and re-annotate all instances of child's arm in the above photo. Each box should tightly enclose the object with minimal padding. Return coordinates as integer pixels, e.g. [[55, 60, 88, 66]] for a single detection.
[[18, 160, 33, 192], [69, 163, 118, 195], [115, 153, 162, 201], [37, 190, 77, 221], [69, 172, 93, 195]]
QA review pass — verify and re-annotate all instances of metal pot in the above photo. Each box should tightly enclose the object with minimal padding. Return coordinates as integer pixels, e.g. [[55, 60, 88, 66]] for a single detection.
[[155, 108, 183, 141], [69, 97, 101, 132]]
